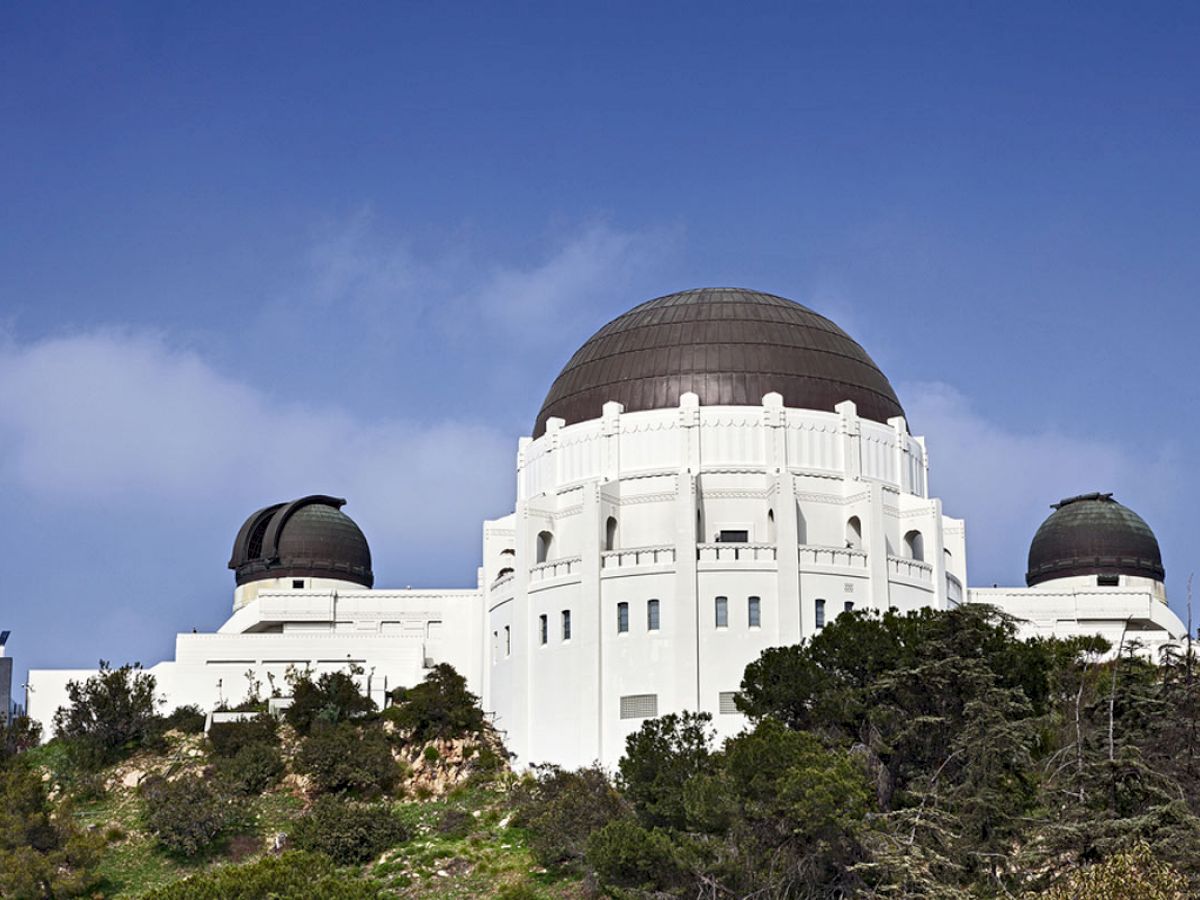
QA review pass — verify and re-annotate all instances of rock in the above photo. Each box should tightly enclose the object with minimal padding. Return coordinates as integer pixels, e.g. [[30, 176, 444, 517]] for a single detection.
[[121, 769, 144, 788]]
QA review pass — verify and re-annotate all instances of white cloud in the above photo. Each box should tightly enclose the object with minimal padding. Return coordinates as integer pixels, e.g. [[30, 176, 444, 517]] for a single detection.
[[904, 381, 1180, 588], [0, 329, 514, 576]]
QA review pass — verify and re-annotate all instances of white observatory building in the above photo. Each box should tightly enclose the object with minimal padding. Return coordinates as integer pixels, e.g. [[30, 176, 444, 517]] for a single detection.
[[26, 288, 1185, 769]]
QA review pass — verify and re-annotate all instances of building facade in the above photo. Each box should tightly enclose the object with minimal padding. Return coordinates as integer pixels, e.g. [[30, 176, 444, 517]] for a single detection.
[[25, 288, 1186, 769]]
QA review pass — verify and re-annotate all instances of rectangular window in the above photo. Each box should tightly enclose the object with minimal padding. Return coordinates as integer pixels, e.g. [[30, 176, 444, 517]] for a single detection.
[[717, 529, 749, 543], [815, 598, 826, 629], [1097, 574, 1120, 586], [718, 691, 740, 715], [844, 600, 854, 613], [620, 694, 658, 719], [292, 579, 305, 589], [491, 630, 498, 662], [617, 601, 629, 633], [562, 610, 572, 641], [647, 599, 660, 631], [748, 596, 761, 628], [504, 625, 511, 656], [715, 596, 728, 628], [539, 614, 548, 645]]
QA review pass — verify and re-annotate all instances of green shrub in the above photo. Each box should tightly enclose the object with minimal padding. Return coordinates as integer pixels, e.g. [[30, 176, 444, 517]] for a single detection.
[[0, 763, 103, 897], [585, 817, 680, 890], [289, 796, 409, 865], [297, 722, 398, 795], [140, 774, 239, 856], [436, 808, 474, 838], [207, 714, 279, 758], [0, 715, 42, 762], [285, 668, 376, 735], [141, 850, 382, 899], [510, 764, 628, 868], [423, 745, 440, 762], [215, 741, 284, 795], [52, 661, 161, 768], [387, 664, 484, 743], [161, 704, 207, 734]]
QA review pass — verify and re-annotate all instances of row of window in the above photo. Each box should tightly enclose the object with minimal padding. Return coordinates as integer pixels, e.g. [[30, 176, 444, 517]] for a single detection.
[[497, 596, 854, 659], [619, 692, 744, 720]]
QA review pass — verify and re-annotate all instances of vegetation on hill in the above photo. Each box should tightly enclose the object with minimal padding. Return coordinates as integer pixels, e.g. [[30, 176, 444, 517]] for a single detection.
[[4, 605, 1200, 897]]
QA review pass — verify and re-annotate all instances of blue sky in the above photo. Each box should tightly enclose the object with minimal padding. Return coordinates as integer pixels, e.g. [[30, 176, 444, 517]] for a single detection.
[[2, 3, 1198, 694]]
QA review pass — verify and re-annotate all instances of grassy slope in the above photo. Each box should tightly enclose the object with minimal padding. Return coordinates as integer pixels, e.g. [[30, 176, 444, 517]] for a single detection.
[[37, 738, 582, 899]]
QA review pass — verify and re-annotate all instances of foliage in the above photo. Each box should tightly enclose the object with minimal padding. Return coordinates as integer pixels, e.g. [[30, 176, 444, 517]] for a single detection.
[[140, 850, 383, 899], [206, 714, 279, 758], [140, 774, 239, 856], [509, 764, 628, 868], [214, 740, 284, 795], [584, 817, 680, 891], [158, 704, 206, 734], [296, 721, 398, 796], [617, 711, 715, 830], [52, 661, 161, 768], [284, 666, 376, 735], [1030, 840, 1190, 899], [0, 714, 42, 761], [386, 663, 485, 743], [288, 795, 409, 865], [0, 761, 103, 897]]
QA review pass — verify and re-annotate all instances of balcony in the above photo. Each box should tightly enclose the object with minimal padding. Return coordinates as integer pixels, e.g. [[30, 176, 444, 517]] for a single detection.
[[888, 555, 934, 584], [528, 556, 582, 585], [602, 545, 675, 571]]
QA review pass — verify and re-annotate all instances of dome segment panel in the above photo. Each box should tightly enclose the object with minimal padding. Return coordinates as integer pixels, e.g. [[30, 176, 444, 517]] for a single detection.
[[229, 495, 374, 588], [1025, 492, 1164, 587], [533, 287, 904, 437]]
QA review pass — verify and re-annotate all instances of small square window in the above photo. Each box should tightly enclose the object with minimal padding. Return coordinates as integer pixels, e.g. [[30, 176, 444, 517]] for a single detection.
[[1097, 574, 1119, 586], [717, 530, 749, 543], [844, 600, 854, 613], [292, 579, 305, 590]]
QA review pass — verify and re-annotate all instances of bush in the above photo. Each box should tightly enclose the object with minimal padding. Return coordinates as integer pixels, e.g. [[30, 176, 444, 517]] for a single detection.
[[586, 817, 680, 890], [52, 661, 161, 768], [160, 704, 207, 734], [510, 764, 629, 868], [297, 722, 398, 796], [207, 714, 279, 758], [618, 711, 716, 829], [289, 796, 409, 865], [215, 741, 284, 795], [285, 668, 376, 735], [141, 774, 239, 856], [0, 762, 103, 897], [0, 715, 42, 761], [436, 808, 474, 839], [387, 664, 485, 743], [141, 850, 383, 899]]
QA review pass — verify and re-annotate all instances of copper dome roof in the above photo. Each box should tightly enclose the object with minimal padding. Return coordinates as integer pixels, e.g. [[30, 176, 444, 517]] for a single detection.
[[228, 495, 374, 588], [1025, 492, 1164, 587], [533, 287, 904, 437]]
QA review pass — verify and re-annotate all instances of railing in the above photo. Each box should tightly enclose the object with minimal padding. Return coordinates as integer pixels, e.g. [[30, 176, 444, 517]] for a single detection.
[[696, 543, 777, 563], [529, 556, 582, 583], [946, 573, 963, 604], [888, 555, 934, 583], [602, 545, 675, 570], [491, 572, 515, 592], [798, 545, 869, 569]]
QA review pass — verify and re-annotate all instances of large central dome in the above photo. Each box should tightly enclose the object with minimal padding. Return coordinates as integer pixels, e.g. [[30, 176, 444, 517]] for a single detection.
[[534, 287, 904, 436]]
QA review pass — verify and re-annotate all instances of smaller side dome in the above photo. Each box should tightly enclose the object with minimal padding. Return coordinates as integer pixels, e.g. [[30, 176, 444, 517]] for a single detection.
[[1026, 492, 1164, 587], [229, 495, 374, 588]]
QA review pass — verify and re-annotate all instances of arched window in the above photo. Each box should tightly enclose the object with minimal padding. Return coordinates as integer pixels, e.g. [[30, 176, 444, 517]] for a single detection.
[[846, 516, 863, 550], [536, 531, 554, 564], [605, 516, 618, 552], [617, 602, 629, 633], [815, 598, 826, 629], [647, 599, 660, 631], [844, 600, 854, 613], [495, 567, 514, 580], [904, 530, 925, 562], [767, 509, 776, 544], [715, 596, 728, 628]]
